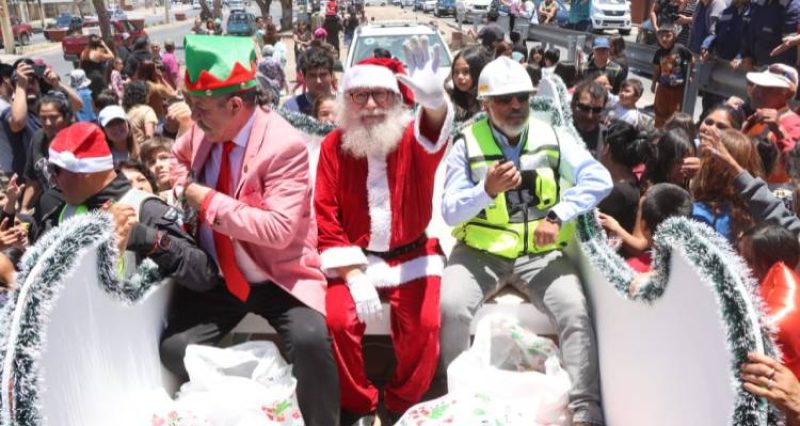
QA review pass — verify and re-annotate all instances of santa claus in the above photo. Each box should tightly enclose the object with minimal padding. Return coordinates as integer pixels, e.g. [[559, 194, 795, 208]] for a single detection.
[[313, 36, 453, 424]]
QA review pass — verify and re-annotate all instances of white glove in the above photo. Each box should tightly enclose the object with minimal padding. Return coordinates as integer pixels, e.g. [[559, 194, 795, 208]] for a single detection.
[[347, 273, 383, 323], [398, 36, 447, 110]]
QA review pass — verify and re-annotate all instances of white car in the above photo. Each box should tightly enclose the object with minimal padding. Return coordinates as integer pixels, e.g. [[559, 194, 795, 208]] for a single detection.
[[345, 21, 453, 73], [422, 0, 436, 12], [228, 0, 246, 10], [364, 0, 387, 5], [192, 0, 201, 9], [460, 0, 490, 23], [590, 0, 631, 35]]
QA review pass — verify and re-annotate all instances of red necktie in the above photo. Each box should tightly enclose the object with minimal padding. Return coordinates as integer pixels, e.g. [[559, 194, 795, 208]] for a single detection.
[[213, 141, 251, 302]]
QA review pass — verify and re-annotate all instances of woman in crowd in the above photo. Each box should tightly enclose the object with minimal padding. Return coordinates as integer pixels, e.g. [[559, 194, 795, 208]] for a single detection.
[[117, 160, 157, 194], [293, 20, 313, 62], [692, 128, 764, 243], [447, 46, 489, 123], [99, 105, 139, 162], [122, 81, 158, 148], [80, 34, 115, 98], [528, 46, 545, 67], [20, 91, 74, 211], [134, 60, 177, 121], [610, 35, 629, 80], [597, 120, 647, 234]]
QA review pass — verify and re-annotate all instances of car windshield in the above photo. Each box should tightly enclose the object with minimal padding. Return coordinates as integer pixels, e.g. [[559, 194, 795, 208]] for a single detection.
[[57, 15, 73, 27], [229, 14, 250, 22], [351, 34, 451, 68]]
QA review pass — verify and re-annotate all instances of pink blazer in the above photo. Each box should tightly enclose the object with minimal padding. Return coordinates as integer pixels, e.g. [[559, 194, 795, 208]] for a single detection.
[[171, 108, 327, 315]]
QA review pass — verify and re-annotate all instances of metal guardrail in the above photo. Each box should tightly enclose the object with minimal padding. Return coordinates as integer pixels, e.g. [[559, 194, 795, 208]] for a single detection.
[[526, 23, 750, 117]]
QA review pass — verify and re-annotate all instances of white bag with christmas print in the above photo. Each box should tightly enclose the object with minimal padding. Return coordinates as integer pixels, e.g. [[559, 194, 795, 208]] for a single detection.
[[446, 314, 571, 425], [149, 341, 304, 426], [396, 392, 527, 425]]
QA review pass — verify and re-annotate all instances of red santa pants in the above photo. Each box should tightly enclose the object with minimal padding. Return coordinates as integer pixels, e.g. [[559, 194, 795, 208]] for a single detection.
[[326, 276, 440, 415]]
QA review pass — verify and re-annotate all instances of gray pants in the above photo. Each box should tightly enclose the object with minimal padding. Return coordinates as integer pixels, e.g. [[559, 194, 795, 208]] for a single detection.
[[439, 243, 604, 425]]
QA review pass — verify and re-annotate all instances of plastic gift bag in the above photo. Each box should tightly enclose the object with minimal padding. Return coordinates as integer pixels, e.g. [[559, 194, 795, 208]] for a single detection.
[[446, 314, 571, 425], [149, 341, 304, 426], [396, 392, 527, 425]]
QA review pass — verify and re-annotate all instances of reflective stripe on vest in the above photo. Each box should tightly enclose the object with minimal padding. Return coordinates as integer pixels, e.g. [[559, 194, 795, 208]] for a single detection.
[[454, 117, 573, 259]]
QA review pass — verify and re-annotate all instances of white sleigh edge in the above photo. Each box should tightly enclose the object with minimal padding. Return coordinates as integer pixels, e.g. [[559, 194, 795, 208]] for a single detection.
[[0, 212, 177, 426]]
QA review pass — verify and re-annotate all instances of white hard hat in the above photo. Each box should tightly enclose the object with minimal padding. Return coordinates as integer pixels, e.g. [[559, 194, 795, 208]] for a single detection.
[[477, 56, 534, 100]]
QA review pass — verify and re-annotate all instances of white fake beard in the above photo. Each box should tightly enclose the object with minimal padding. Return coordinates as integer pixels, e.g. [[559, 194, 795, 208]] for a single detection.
[[340, 102, 412, 158]]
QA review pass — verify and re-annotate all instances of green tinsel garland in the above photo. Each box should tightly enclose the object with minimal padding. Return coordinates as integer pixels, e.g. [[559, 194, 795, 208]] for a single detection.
[[0, 212, 162, 426], [576, 214, 783, 425]]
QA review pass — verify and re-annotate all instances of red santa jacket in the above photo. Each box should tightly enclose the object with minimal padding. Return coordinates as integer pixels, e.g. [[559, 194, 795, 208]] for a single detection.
[[314, 112, 452, 287]]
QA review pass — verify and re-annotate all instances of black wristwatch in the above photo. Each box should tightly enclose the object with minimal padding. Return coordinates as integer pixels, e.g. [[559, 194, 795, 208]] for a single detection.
[[545, 210, 562, 226]]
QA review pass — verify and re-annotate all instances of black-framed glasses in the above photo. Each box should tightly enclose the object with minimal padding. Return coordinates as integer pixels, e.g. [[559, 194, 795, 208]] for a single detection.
[[576, 102, 604, 114], [349, 90, 392, 106], [493, 93, 530, 105]]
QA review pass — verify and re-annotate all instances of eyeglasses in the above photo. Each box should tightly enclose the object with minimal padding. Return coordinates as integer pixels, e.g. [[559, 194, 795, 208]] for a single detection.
[[46, 163, 63, 186], [349, 90, 393, 106], [576, 102, 604, 115], [492, 92, 530, 105]]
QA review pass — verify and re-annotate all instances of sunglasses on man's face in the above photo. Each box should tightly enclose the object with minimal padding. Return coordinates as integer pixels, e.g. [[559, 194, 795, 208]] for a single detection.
[[46, 163, 63, 185], [576, 102, 604, 114], [493, 93, 530, 105]]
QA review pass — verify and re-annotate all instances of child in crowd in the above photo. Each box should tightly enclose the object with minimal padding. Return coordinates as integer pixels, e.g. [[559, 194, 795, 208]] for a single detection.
[[117, 160, 157, 194], [610, 78, 651, 130], [651, 23, 692, 128], [69, 69, 97, 123], [108, 57, 126, 99], [313, 94, 338, 125], [627, 183, 694, 275], [139, 136, 174, 194], [739, 222, 800, 283], [529, 46, 545, 67]]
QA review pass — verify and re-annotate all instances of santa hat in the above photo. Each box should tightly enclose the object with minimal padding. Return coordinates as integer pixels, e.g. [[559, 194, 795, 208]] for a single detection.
[[48, 122, 113, 174], [346, 57, 416, 107], [183, 35, 258, 96]]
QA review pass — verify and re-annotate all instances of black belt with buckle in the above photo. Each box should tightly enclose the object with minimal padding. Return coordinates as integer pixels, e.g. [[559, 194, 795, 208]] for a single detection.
[[363, 234, 427, 259]]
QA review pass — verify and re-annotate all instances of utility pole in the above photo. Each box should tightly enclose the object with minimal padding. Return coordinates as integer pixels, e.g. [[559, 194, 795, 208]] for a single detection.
[[164, 0, 170, 23], [0, 0, 15, 55]]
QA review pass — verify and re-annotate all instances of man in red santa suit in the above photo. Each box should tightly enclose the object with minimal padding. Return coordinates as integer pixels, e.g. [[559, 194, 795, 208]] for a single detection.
[[314, 36, 454, 425]]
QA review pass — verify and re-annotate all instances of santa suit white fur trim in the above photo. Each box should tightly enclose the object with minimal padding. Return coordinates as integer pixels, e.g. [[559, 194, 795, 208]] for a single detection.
[[319, 246, 369, 276], [366, 155, 392, 252], [365, 254, 445, 288], [413, 102, 455, 153], [48, 150, 114, 173]]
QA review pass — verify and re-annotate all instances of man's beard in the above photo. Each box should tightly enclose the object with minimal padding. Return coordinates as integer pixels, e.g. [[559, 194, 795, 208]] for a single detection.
[[340, 102, 412, 158]]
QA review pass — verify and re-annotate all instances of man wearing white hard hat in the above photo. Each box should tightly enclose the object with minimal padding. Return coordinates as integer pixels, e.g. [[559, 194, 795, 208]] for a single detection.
[[314, 36, 453, 424], [439, 56, 612, 426]]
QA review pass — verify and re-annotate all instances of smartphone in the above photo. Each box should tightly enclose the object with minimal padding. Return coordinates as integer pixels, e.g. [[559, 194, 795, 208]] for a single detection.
[[32, 64, 47, 78]]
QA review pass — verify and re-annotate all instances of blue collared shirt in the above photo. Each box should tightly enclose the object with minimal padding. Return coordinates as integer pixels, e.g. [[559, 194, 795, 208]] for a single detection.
[[441, 118, 613, 226]]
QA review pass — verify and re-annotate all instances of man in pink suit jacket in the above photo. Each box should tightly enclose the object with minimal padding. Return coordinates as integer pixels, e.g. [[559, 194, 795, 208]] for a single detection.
[[159, 35, 340, 426]]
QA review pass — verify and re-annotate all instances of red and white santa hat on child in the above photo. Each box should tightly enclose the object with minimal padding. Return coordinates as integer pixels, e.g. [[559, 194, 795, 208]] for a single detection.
[[343, 58, 416, 107], [48, 122, 114, 173]]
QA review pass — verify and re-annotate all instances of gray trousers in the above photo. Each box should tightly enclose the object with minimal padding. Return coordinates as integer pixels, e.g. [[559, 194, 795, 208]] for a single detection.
[[439, 243, 604, 425]]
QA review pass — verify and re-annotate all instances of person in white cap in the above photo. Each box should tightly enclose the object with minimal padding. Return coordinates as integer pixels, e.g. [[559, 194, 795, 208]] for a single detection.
[[314, 36, 453, 425], [68, 69, 97, 123], [740, 63, 800, 183], [438, 56, 612, 426], [98, 105, 137, 163]]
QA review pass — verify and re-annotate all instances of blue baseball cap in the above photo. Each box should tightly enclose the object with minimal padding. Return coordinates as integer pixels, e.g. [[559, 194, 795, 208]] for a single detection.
[[593, 37, 610, 49]]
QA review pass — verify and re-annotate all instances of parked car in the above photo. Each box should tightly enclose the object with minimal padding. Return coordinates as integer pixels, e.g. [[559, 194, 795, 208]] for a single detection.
[[434, 0, 455, 16], [390, 0, 403, 5], [400, 0, 414, 7], [192, 0, 201, 9], [226, 11, 257, 36], [0, 16, 34, 47], [346, 21, 452, 72], [45, 13, 84, 40], [62, 19, 147, 66], [364, 0, 387, 5], [422, 0, 436, 13], [589, 0, 631, 35], [460, 0, 489, 23], [228, 0, 246, 10]]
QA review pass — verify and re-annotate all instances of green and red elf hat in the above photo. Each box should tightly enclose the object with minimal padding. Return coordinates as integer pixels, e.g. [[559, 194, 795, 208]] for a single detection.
[[183, 35, 258, 96]]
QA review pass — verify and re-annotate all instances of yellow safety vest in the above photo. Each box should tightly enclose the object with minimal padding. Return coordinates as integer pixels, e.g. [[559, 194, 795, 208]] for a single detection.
[[452, 117, 575, 259]]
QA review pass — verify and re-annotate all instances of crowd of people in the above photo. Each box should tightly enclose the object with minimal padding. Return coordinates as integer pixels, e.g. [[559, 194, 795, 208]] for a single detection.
[[2, 0, 800, 425]]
